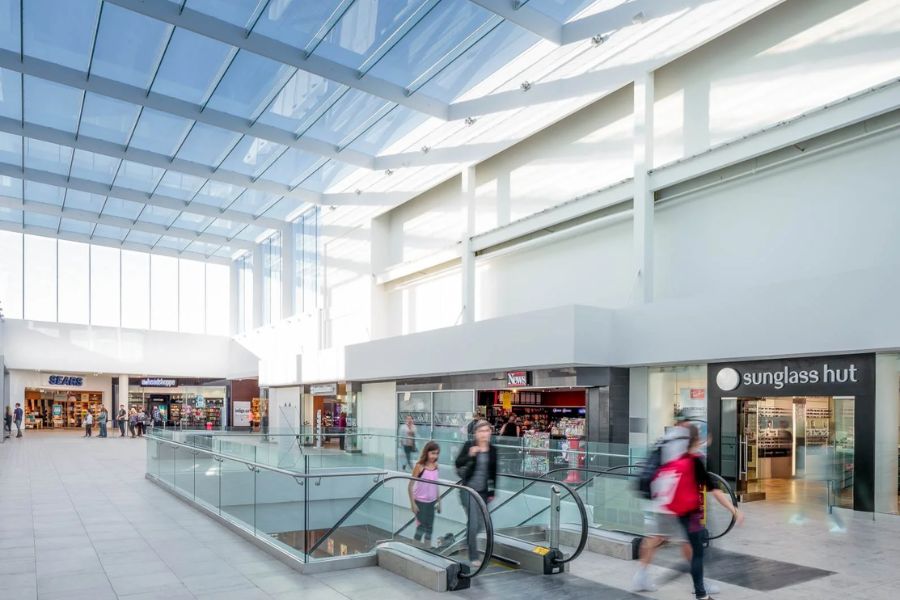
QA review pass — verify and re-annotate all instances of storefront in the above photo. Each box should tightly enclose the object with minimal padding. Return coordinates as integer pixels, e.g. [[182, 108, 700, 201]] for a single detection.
[[15, 371, 111, 429], [302, 383, 358, 449], [706, 354, 875, 512], [128, 377, 227, 428]]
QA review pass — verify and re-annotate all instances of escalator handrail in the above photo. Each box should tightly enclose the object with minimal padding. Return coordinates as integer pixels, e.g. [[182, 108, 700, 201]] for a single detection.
[[306, 474, 494, 579], [393, 479, 463, 537], [706, 471, 739, 540], [493, 472, 589, 566]]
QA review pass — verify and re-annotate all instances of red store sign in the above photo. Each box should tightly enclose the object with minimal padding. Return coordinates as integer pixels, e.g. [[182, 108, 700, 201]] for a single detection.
[[507, 371, 530, 387]]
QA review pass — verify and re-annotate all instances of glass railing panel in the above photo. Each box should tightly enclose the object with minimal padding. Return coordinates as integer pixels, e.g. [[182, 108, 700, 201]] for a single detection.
[[577, 470, 646, 535], [254, 467, 306, 561], [489, 476, 584, 550], [158, 440, 176, 488], [194, 452, 221, 514], [146, 436, 160, 479], [173, 445, 196, 500], [220, 456, 256, 531]]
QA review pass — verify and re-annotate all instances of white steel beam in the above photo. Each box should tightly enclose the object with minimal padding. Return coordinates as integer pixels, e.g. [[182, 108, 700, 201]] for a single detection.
[[0, 161, 284, 229], [104, 0, 449, 120], [0, 195, 255, 251], [460, 165, 476, 324], [632, 71, 654, 304], [0, 221, 231, 265], [0, 117, 322, 204], [468, 0, 562, 44], [0, 50, 374, 170]]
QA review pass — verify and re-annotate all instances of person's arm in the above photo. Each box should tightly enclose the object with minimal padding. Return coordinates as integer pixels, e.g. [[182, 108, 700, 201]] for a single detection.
[[408, 464, 422, 512]]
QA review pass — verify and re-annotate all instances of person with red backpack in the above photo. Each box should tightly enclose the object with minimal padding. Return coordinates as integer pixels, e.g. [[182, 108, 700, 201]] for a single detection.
[[633, 424, 743, 599]]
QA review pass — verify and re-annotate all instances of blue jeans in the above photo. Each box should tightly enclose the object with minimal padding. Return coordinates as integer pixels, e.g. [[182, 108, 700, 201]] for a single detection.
[[100, 422, 107, 437], [678, 512, 707, 598]]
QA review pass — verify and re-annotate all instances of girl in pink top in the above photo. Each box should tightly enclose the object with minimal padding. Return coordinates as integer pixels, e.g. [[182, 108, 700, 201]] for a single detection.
[[408, 441, 441, 545]]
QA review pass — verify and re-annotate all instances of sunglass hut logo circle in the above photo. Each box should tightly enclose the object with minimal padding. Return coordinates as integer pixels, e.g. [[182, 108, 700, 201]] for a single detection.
[[715, 368, 741, 391]]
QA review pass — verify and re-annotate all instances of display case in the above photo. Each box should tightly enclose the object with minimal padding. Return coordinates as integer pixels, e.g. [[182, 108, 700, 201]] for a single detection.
[[523, 432, 550, 476]]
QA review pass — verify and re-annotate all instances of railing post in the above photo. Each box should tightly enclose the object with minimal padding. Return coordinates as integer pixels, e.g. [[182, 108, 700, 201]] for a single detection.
[[549, 485, 561, 551]]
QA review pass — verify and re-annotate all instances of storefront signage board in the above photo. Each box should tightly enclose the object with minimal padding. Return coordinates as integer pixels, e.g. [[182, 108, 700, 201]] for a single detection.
[[506, 371, 530, 387], [140, 378, 177, 387], [311, 383, 337, 395], [233, 401, 251, 427], [48, 375, 84, 386]]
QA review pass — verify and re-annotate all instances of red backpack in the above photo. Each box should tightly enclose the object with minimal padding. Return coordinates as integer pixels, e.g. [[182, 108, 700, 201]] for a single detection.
[[651, 455, 701, 516]]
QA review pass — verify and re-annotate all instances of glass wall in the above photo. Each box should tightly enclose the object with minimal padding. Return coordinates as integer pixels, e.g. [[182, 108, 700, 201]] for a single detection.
[[397, 390, 475, 439], [646, 364, 708, 444], [294, 206, 320, 315], [0, 231, 229, 333], [236, 254, 253, 334], [261, 230, 282, 325], [875, 353, 900, 514]]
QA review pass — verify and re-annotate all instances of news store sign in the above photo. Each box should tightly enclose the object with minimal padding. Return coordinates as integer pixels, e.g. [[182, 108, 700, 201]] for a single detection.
[[506, 371, 531, 388]]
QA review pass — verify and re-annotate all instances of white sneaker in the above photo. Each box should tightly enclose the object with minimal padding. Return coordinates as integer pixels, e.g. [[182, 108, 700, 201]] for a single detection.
[[631, 568, 658, 592]]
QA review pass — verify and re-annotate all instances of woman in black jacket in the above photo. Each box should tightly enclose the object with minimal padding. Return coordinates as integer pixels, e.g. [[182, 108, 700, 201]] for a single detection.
[[454, 420, 498, 566]]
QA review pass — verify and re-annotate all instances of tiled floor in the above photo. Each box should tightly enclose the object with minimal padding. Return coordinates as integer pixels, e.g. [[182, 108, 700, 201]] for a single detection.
[[2, 430, 899, 599]]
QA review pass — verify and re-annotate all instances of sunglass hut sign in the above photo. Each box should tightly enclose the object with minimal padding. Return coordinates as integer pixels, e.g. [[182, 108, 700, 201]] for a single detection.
[[716, 362, 861, 392]]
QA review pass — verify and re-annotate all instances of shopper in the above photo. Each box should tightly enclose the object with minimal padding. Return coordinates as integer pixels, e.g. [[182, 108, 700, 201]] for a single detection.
[[400, 415, 417, 470], [13, 403, 23, 438], [455, 420, 497, 567], [117, 407, 127, 437], [128, 408, 138, 438], [136, 409, 146, 437], [499, 414, 521, 438], [83, 410, 93, 438], [98, 407, 108, 438], [4, 406, 11, 439], [409, 441, 441, 546], [632, 424, 742, 599], [337, 411, 348, 450]]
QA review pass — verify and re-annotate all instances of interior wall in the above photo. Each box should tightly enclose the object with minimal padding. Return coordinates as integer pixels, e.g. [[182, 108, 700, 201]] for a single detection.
[[654, 0, 900, 166], [384, 267, 463, 337], [654, 129, 900, 300], [386, 175, 462, 266]]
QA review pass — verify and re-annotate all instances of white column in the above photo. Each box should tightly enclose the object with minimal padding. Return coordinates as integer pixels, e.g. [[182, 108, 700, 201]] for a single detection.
[[281, 223, 295, 319], [875, 354, 899, 514], [118, 375, 130, 410], [461, 165, 476, 324], [369, 215, 390, 339], [633, 71, 655, 303], [252, 244, 264, 330], [229, 260, 240, 335]]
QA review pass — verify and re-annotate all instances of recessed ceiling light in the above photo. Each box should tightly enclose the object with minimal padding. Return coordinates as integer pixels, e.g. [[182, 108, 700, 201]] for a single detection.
[[591, 34, 607, 46], [520, 81, 532, 91], [421, 146, 431, 154], [384, 169, 394, 176], [464, 116, 477, 126]]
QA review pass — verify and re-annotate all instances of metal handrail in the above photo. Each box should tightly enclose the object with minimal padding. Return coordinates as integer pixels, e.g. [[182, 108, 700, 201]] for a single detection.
[[494, 473, 589, 566], [306, 475, 494, 579], [147, 434, 387, 481]]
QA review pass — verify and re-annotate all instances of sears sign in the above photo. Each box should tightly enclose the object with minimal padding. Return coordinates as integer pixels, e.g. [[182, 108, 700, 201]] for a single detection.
[[48, 375, 84, 387], [506, 371, 530, 388]]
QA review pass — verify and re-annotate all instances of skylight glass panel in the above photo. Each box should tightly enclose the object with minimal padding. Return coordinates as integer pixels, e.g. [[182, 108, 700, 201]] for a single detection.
[[235, 224, 267, 242], [176, 123, 241, 167], [24, 77, 83, 133], [204, 218, 244, 238], [114, 160, 165, 193], [0, 131, 21, 167], [192, 180, 243, 208], [92, 223, 129, 242], [260, 148, 320, 187], [25, 181, 65, 206], [185, 240, 219, 256], [262, 197, 304, 220], [77, 93, 141, 144], [312, 0, 421, 70], [137, 204, 179, 226], [0, 69, 22, 121], [102, 197, 143, 220], [23, 0, 100, 72], [346, 105, 428, 154], [205, 51, 294, 120], [218, 136, 287, 178], [0, 0, 20, 53], [368, 0, 493, 88], [527, 0, 596, 21], [302, 160, 357, 193], [24, 212, 59, 230], [304, 89, 391, 146], [63, 189, 105, 214], [91, 4, 172, 89], [252, 0, 343, 51], [155, 171, 206, 201], [59, 218, 94, 235], [0, 175, 22, 199], [24, 139, 73, 176], [152, 28, 234, 104], [0, 206, 21, 223], [185, 0, 263, 29], [421, 22, 539, 103], [172, 212, 214, 232], [125, 230, 161, 247], [129, 109, 193, 157], [256, 70, 346, 134], [69, 149, 121, 185], [155, 235, 190, 251], [229, 189, 279, 216]]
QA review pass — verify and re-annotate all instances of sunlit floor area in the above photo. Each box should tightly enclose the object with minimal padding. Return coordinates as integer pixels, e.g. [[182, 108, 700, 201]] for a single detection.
[[2, 431, 898, 600]]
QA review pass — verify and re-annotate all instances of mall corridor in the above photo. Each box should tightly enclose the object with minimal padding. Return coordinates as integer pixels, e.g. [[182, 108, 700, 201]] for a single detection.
[[1, 432, 898, 600]]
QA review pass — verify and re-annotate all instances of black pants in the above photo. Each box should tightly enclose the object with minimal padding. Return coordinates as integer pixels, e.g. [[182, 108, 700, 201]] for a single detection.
[[678, 513, 707, 599], [463, 491, 490, 561], [118, 420, 126, 436], [402, 445, 414, 469], [414, 500, 436, 542], [84, 424, 92, 437]]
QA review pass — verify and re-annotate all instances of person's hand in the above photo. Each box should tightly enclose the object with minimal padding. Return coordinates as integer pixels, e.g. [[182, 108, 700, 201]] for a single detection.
[[411, 504, 419, 515], [436, 504, 442, 514], [486, 495, 494, 504], [468, 446, 480, 457], [733, 508, 744, 527]]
